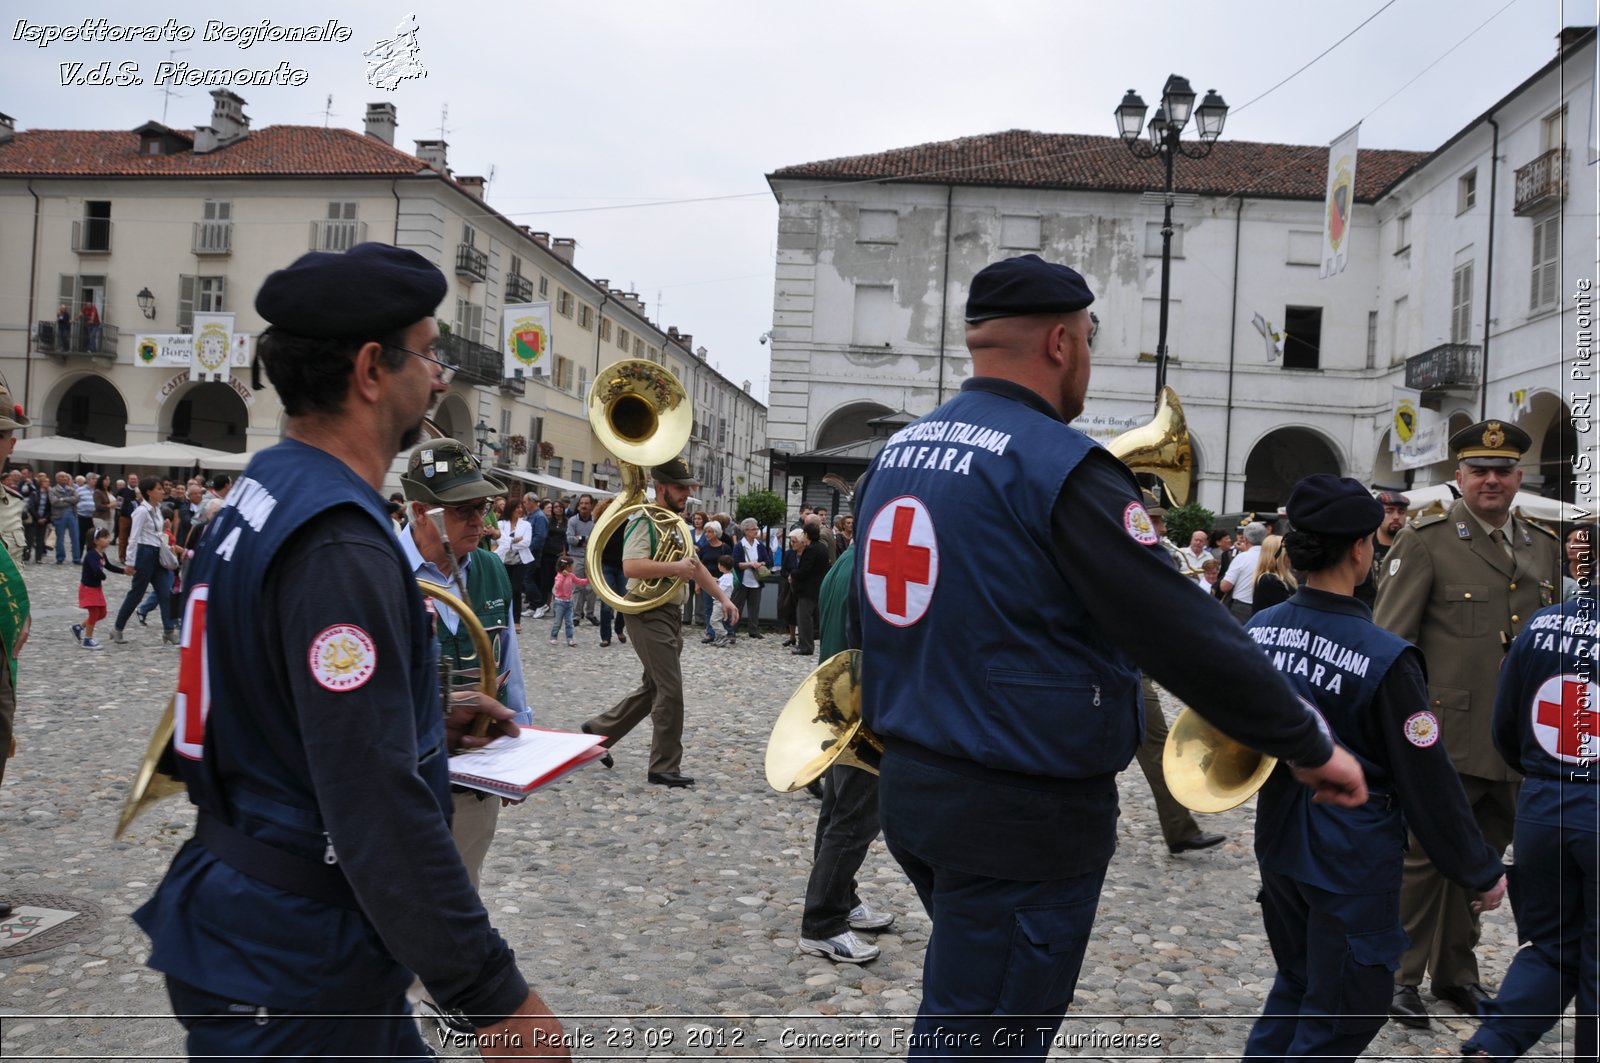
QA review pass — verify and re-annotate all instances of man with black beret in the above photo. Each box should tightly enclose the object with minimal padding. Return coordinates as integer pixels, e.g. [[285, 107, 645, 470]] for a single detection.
[[582, 455, 739, 787], [1240, 474, 1505, 1061], [1374, 419, 1562, 1029], [133, 244, 566, 1058], [852, 254, 1367, 1058]]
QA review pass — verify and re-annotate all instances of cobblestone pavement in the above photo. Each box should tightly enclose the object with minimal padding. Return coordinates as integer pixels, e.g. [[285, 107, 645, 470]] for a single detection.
[[0, 560, 1562, 1058]]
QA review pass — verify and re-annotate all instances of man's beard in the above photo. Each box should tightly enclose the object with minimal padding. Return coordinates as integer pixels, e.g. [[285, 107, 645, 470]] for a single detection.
[[399, 418, 425, 451]]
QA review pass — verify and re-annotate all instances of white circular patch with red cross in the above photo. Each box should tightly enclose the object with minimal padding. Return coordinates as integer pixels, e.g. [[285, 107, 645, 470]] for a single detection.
[[1124, 502, 1160, 545], [1529, 674, 1600, 764], [863, 495, 939, 627], [308, 624, 378, 692], [1403, 711, 1440, 747]]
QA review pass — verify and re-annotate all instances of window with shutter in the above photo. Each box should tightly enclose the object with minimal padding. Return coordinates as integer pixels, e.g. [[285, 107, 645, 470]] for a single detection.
[[1451, 262, 1473, 343], [178, 275, 197, 332], [1530, 217, 1559, 312]]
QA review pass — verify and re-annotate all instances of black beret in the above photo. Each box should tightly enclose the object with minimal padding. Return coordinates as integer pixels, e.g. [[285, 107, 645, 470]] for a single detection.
[[1287, 474, 1383, 539], [255, 242, 447, 339], [965, 254, 1094, 323]]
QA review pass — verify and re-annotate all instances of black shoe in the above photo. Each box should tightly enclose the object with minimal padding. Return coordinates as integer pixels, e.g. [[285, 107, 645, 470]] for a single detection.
[[616, 631, 627, 644], [1168, 832, 1226, 855], [781, 637, 795, 647], [748, 632, 765, 639], [648, 772, 695, 788], [579, 723, 614, 769], [1432, 982, 1490, 1016], [0, 903, 12, 919], [701, 635, 717, 644], [792, 648, 813, 656], [1389, 984, 1430, 1028]]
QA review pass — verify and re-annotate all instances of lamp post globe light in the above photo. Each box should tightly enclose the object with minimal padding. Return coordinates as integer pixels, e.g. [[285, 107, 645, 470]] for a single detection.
[[1115, 75, 1229, 401], [473, 418, 495, 462]]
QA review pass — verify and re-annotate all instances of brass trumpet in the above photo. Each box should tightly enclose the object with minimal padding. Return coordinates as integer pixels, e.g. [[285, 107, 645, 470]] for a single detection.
[[114, 579, 498, 838], [584, 359, 696, 615]]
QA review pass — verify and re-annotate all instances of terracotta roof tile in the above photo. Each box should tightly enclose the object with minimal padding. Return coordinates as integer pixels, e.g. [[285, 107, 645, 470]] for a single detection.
[[770, 130, 1425, 203], [0, 125, 430, 178]]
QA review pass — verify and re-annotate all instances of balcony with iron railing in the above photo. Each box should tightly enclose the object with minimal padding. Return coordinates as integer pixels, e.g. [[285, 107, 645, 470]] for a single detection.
[[71, 219, 113, 254], [1405, 342, 1481, 392], [309, 219, 366, 252], [505, 272, 533, 303], [1514, 147, 1568, 216], [35, 319, 119, 361], [455, 244, 488, 282], [193, 220, 233, 255], [438, 331, 525, 395]]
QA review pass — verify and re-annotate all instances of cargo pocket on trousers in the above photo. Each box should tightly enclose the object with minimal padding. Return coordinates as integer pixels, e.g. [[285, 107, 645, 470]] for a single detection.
[[1335, 924, 1407, 1033], [996, 901, 1096, 1016]]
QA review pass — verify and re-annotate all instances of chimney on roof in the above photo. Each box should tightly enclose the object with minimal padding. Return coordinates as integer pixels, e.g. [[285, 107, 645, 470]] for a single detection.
[[457, 175, 486, 201], [667, 327, 681, 340], [623, 290, 646, 316], [364, 102, 397, 146], [414, 138, 449, 175], [529, 230, 550, 248], [194, 90, 250, 154], [0, 112, 13, 144], [681, 334, 695, 353], [551, 237, 576, 265], [1558, 25, 1592, 51], [594, 278, 609, 291]]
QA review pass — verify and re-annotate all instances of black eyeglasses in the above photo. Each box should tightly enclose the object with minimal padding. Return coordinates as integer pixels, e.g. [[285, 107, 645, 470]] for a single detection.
[[442, 500, 488, 519], [387, 343, 458, 384]]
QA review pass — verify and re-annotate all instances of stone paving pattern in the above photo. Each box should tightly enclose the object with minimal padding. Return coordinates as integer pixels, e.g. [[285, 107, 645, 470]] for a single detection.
[[0, 561, 1565, 1058]]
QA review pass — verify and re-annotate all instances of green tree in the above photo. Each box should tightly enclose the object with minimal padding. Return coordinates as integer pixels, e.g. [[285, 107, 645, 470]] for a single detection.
[[1164, 502, 1214, 548], [735, 489, 786, 530]]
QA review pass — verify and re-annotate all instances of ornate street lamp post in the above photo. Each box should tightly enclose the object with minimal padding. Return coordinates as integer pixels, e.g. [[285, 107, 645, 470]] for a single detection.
[[1116, 76, 1229, 401]]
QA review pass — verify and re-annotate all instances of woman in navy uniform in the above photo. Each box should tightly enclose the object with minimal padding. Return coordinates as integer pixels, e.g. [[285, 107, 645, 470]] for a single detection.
[[1461, 589, 1598, 1062], [1242, 474, 1506, 1062]]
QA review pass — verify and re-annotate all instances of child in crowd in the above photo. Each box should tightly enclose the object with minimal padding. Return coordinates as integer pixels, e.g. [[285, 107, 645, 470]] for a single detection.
[[1199, 557, 1221, 593], [73, 528, 126, 649], [711, 554, 739, 647], [549, 555, 588, 647]]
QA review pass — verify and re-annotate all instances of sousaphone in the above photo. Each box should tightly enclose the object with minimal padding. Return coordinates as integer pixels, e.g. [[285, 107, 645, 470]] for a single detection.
[[764, 649, 880, 792]]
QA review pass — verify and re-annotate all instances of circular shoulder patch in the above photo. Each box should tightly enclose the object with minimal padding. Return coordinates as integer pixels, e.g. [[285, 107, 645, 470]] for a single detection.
[[1123, 501, 1160, 546], [862, 495, 938, 627], [309, 624, 378, 692], [1403, 710, 1440, 747]]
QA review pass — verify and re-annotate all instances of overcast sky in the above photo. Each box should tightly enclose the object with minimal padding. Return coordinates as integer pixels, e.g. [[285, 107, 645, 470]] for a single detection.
[[2, 0, 1590, 403]]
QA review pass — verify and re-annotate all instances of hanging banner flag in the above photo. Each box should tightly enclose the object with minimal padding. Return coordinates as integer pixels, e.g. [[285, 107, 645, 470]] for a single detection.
[[132, 333, 192, 369], [1508, 388, 1532, 416], [231, 331, 254, 368], [503, 302, 552, 378], [1321, 124, 1361, 279], [191, 312, 234, 382], [1393, 386, 1447, 469], [1251, 312, 1284, 362]]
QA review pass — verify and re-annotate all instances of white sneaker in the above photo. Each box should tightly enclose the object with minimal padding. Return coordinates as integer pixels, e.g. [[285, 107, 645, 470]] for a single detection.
[[798, 929, 880, 964], [848, 902, 895, 931], [532, 606, 550, 619]]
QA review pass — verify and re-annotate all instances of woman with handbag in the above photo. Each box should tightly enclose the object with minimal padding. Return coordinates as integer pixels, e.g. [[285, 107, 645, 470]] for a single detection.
[[112, 483, 178, 645], [499, 498, 535, 630]]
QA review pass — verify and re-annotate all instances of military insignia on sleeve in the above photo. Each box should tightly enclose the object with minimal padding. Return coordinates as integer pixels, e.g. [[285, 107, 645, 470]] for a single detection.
[[1389, 558, 1402, 576], [309, 624, 378, 692], [1403, 711, 1440, 747], [1123, 502, 1160, 546]]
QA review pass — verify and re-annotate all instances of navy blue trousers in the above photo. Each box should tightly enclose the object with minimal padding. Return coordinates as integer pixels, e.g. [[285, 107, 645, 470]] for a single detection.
[[1466, 819, 1598, 1063], [1243, 870, 1406, 1063], [167, 975, 433, 1061]]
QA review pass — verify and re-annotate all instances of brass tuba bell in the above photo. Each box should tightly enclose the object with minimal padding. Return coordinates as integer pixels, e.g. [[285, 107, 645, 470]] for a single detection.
[[585, 359, 697, 615], [115, 579, 500, 838], [1161, 705, 1279, 813], [764, 650, 882, 792], [1108, 386, 1192, 506]]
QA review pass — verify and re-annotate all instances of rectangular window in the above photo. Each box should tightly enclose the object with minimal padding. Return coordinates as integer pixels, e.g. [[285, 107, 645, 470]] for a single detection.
[[1391, 295, 1409, 364], [1543, 106, 1567, 152], [617, 327, 631, 351], [570, 460, 584, 483], [555, 355, 573, 391], [195, 200, 232, 254], [461, 222, 477, 247], [1286, 230, 1321, 265], [1001, 215, 1041, 250], [1457, 170, 1477, 214], [598, 318, 611, 341], [1530, 215, 1560, 312], [858, 209, 898, 243], [1395, 211, 1411, 253], [454, 299, 484, 345], [1281, 306, 1322, 370], [646, 345, 658, 362], [177, 275, 226, 332], [83, 201, 111, 251], [577, 366, 588, 399], [1366, 310, 1378, 369], [557, 289, 573, 317], [634, 338, 645, 357], [1451, 261, 1474, 343], [538, 275, 549, 297], [320, 202, 360, 251], [852, 284, 895, 346], [1144, 221, 1184, 258], [547, 457, 562, 479], [578, 303, 592, 329]]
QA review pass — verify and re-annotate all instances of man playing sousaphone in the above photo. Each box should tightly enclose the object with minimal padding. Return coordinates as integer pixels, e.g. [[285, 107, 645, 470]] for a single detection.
[[0, 383, 31, 922], [582, 456, 739, 787]]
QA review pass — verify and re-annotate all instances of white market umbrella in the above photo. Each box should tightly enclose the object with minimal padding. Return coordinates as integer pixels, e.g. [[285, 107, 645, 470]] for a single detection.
[[10, 435, 113, 464], [92, 441, 237, 468]]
